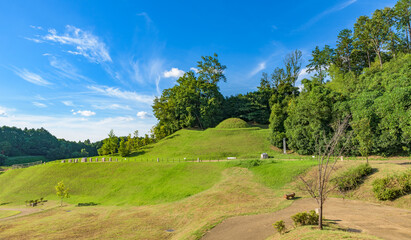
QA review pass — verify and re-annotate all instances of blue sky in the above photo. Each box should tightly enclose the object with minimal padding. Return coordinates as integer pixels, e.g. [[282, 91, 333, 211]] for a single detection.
[[0, 0, 396, 141]]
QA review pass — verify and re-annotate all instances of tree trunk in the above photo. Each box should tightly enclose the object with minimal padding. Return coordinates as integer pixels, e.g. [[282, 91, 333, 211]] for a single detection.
[[61, 198, 63, 207], [319, 201, 323, 230], [377, 50, 383, 68]]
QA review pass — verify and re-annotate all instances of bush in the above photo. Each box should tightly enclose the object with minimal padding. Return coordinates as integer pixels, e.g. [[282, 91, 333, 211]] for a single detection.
[[273, 220, 286, 234], [291, 210, 318, 226], [372, 170, 411, 201], [333, 163, 373, 192]]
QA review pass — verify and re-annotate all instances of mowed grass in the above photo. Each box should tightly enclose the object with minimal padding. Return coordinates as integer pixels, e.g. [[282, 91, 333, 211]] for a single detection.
[[122, 128, 308, 161], [0, 210, 21, 219], [0, 161, 316, 240], [0, 162, 226, 206]]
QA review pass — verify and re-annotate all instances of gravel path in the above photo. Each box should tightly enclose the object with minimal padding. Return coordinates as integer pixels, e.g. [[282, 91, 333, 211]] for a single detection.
[[202, 198, 411, 240]]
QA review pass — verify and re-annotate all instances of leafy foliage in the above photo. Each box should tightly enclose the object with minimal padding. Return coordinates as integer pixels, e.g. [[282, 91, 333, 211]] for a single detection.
[[273, 220, 286, 234], [372, 169, 411, 200], [291, 210, 319, 226], [333, 163, 373, 192]]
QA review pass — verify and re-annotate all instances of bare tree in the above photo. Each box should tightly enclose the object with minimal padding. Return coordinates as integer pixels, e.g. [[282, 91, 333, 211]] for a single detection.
[[299, 115, 351, 229]]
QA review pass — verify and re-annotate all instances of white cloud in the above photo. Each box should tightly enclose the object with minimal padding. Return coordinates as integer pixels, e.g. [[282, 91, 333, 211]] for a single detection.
[[72, 110, 96, 117], [33, 102, 47, 108], [163, 67, 185, 78], [39, 25, 111, 63], [190, 67, 199, 73], [249, 61, 266, 77], [136, 111, 152, 119], [48, 56, 91, 82], [62, 101, 74, 106], [12, 68, 51, 86], [297, 0, 357, 31], [92, 104, 131, 110], [88, 85, 154, 105], [25, 37, 44, 43]]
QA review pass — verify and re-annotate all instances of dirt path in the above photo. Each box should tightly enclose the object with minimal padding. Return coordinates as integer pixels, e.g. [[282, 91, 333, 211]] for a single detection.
[[0, 208, 42, 221], [202, 198, 411, 240]]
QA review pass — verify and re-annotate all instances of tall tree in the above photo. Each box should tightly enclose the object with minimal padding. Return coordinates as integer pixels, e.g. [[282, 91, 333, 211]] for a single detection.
[[335, 29, 354, 72], [306, 45, 334, 81], [393, 0, 411, 52]]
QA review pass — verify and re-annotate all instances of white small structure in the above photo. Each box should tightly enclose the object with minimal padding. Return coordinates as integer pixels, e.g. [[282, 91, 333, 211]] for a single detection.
[[81, 158, 87, 163], [227, 157, 237, 160], [260, 153, 268, 159], [61, 160, 65, 163]]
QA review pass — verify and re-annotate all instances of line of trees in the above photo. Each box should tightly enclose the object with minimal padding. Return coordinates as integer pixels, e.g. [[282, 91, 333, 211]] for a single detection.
[[0, 126, 99, 161], [97, 130, 155, 157]]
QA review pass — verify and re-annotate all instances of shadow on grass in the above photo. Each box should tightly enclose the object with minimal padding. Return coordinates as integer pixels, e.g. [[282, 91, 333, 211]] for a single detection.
[[76, 202, 99, 207], [0, 202, 12, 206]]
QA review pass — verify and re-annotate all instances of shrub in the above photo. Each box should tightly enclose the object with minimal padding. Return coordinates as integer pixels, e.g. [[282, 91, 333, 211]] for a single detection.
[[333, 163, 373, 192], [291, 210, 318, 226], [273, 220, 286, 234], [372, 170, 411, 201]]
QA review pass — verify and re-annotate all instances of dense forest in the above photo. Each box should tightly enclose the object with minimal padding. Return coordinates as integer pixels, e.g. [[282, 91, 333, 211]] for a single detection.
[[152, 0, 410, 157], [0, 126, 100, 164]]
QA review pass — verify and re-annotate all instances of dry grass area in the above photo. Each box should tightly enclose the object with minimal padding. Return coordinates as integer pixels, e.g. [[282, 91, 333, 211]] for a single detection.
[[287, 160, 411, 209], [0, 167, 290, 240]]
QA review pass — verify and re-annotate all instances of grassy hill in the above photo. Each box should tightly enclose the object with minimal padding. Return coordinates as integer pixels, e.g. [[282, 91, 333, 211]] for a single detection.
[[124, 127, 307, 161], [0, 162, 226, 206]]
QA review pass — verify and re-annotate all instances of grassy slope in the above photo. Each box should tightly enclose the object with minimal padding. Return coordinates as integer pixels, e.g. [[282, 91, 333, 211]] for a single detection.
[[0, 162, 226, 206], [0, 161, 317, 240], [124, 128, 308, 161]]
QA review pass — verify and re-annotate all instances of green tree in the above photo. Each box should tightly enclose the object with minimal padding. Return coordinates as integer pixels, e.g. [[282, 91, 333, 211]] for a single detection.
[[118, 138, 129, 157], [55, 181, 70, 207], [306, 45, 334, 81], [393, 0, 411, 52], [335, 29, 354, 72], [152, 54, 226, 138], [353, 118, 373, 163]]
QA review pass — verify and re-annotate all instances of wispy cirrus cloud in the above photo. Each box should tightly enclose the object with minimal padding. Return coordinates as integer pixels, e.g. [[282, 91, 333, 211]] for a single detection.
[[12, 67, 52, 86], [163, 67, 184, 78], [32, 102, 47, 108], [88, 85, 154, 105], [48, 55, 92, 82], [31, 25, 112, 64], [249, 61, 266, 77], [62, 101, 75, 106], [92, 104, 131, 110], [297, 0, 357, 31]]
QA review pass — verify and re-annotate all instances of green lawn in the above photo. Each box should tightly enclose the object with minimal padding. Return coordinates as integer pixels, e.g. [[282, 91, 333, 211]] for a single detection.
[[0, 210, 21, 219], [0, 162, 226, 206], [97, 128, 310, 161]]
